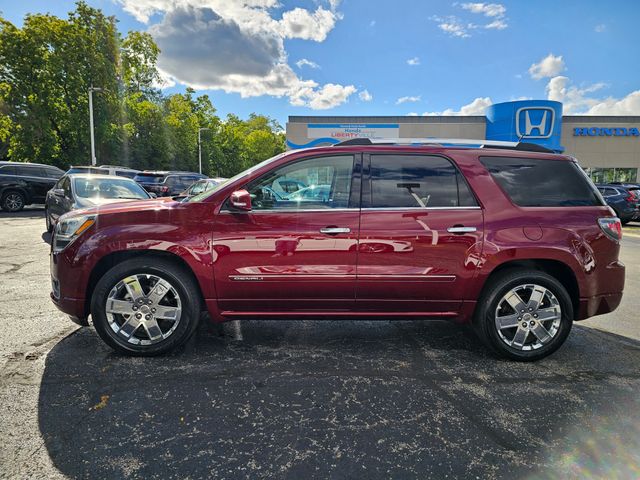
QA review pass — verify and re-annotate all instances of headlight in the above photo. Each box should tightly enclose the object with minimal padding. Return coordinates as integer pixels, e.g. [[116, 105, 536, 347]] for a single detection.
[[53, 215, 95, 253]]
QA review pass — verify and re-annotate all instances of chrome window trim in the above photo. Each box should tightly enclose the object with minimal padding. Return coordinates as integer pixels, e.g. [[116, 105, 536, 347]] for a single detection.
[[361, 206, 482, 211], [220, 207, 361, 214]]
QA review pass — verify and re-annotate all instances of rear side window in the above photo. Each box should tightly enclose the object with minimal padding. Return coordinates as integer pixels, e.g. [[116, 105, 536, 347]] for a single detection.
[[134, 174, 166, 184], [481, 157, 604, 207], [369, 155, 477, 208]]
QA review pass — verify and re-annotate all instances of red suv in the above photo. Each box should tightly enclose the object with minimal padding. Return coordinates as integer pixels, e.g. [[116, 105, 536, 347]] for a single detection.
[[50, 139, 625, 361]]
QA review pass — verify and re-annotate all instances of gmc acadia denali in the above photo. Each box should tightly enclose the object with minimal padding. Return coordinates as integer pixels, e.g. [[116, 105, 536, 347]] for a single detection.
[[50, 138, 625, 361]]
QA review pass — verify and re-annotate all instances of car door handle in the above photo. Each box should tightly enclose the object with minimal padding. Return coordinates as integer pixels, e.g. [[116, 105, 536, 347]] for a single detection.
[[320, 227, 351, 235], [447, 226, 477, 234]]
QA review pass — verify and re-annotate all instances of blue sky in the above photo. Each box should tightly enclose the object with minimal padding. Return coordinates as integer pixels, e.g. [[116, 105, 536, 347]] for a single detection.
[[2, 0, 639, 125]]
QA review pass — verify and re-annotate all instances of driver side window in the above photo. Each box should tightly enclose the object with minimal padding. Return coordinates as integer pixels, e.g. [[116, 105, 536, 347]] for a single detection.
[[246, 155, 355, 211]]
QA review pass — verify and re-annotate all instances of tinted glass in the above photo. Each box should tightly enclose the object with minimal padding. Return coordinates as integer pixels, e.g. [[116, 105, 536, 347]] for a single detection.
[[246, 155, 354, 210], [45, 167, 64, 178], [15, 165, 38, 176], [481, 157, 603, 207], [61, 177, 72, 196], [134, 174, 166, 184], [115, 170, 138, 179], [189, 181, 207, 195], [73, 177, 149, 200], [0, 165, 17, 175], [370, 155, 477, 208]]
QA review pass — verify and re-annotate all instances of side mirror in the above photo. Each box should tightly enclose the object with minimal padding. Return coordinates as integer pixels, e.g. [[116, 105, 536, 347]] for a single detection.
[[53, 188, 65, 197], [230, 189, 251, 211]]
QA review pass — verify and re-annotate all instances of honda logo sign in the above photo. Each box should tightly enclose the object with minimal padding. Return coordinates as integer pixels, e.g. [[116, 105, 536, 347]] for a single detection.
[[515, 107, 555, 139]]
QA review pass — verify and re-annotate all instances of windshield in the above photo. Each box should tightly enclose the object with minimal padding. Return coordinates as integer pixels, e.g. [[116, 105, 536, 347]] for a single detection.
[[73, 177, 150, 200], [187, 152, 287, 203]]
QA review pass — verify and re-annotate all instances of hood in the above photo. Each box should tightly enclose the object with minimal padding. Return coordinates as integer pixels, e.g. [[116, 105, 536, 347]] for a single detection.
[[71, 196, 177, 217]]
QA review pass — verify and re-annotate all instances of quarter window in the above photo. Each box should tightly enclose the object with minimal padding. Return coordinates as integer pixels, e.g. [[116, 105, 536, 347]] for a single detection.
[[245, 155, 354, 210], [481, 157, 603, 207], [369, 155, 477, 208]]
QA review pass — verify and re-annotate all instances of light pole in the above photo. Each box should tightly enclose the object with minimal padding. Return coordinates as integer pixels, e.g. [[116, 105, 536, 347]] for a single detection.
[[88, 86, 102, 166], [198, 127, 210, 175]]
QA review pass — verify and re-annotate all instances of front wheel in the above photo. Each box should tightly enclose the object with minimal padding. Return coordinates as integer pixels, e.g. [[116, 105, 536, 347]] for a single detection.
[[45, 208, 53, 232], [91, 258, 201, 356], [474, 269, 573, 361]]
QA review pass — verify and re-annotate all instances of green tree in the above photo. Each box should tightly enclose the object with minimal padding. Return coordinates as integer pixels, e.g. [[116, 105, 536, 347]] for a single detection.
[[0, 2, 121, 167]]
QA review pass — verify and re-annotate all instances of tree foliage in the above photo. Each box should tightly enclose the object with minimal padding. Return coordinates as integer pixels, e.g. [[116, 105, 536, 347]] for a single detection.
[[0, 1, 285, 176]]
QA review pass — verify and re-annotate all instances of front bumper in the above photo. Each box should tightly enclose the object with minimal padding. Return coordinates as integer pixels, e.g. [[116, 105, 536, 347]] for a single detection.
[[50, 242, 91, 321]]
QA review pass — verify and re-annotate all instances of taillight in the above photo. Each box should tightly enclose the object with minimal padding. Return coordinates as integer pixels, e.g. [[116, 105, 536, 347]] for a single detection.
[[161, 186, 169, 192], [598, 217, 622, 242], [625, 192, 635, 203]]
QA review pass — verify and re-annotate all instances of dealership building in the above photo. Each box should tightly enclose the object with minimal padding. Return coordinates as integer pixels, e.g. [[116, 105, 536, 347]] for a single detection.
[[286, 100, 640, 183]]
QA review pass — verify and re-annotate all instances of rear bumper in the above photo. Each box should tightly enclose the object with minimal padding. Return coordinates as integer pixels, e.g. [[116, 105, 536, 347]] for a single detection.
[[576, 292, 623, 320]]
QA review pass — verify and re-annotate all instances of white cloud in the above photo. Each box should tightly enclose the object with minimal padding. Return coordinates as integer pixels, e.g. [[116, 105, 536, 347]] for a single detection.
[[359, 89, 373, 101], [280, 7, 338, 42], [117, 0, 358, 109], [423, 96, 492, 116], [485, 19, 507, 30], [291, 83, 357, 110], [594, 24, 606, 33], [295, 58, 320, 69], [369, 20, 376, 27], [407, 56, 420, 66], [529, 54, 565, 80], [543, 75, 640, 115], [433, 3, 507, 37], [396, 95, 421, 105], [461, 3, 506, 18], [433, 17, 471, 38], [407, 112, 418, 116], [585, 91, 640, 115], [152, 68, 176, 89]]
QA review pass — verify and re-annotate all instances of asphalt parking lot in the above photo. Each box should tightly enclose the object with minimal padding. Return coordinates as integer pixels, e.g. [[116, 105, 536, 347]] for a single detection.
[[1, 209, 640, 479]]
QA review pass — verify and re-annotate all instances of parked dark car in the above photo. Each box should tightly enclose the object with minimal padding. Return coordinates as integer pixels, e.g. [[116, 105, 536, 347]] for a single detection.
[[0, 161, 64, 212], [596, 184, 639, 224], [177, 178, 227, 200], [133, 171, 207, 197], [50, 138, 625, 361], [45, 174, 151, 232], [67, 165, 140, 178]]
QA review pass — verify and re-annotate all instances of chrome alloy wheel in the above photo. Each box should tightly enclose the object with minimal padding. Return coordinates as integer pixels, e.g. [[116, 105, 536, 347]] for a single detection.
[[4, 193, 24, 211], [105, 274, 182, 345], [494, 284, 562, 351]]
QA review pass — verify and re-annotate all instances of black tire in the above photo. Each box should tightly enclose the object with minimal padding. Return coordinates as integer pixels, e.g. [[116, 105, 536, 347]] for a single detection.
[[45, 208, 53, 232], [91, 257, 202, 356], [473, 269, 573, 361], [1, 190, 26, 212]]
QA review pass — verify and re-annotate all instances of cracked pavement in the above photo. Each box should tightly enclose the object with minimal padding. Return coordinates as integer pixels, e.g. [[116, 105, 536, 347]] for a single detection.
[[1, 209, 640, 479]]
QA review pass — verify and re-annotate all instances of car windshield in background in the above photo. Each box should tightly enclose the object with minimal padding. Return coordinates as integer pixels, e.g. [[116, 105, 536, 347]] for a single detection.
[[187, 152, 286, 203], [134, 174, 165, 184], [73, 177, 149, 199]]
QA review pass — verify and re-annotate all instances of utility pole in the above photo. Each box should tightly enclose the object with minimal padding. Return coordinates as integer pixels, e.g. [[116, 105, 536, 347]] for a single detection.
[[198, 127, 210, 175], [88, 86, 102, 166]]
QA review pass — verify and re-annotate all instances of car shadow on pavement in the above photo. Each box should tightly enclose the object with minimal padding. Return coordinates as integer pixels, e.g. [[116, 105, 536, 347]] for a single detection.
[[0, 206, 44, 219], [38, 320, 640, 479]]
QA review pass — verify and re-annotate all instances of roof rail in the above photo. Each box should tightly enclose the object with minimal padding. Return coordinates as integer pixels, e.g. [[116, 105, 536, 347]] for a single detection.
[[332, 137, 554, 153]]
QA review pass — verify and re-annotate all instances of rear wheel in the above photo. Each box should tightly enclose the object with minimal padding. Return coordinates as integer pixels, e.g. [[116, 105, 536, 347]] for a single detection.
[[1, 190, 26, 212], [91, 258, 201, 356], [474, 269, 573, 361]]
